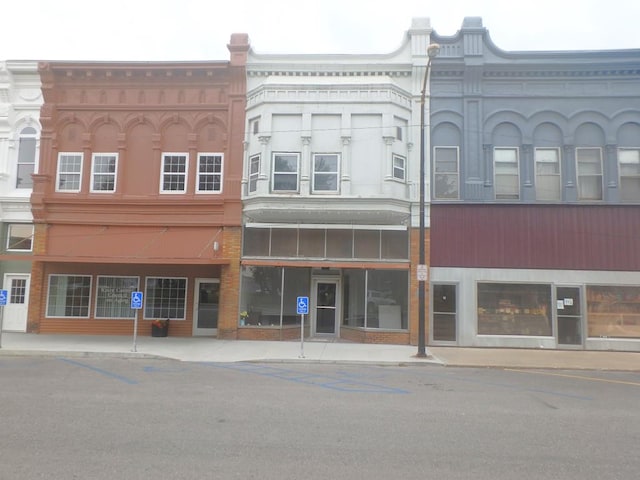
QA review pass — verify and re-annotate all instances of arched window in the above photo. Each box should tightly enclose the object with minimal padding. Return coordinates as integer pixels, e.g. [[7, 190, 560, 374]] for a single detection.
[[16, 126, 37, 189]]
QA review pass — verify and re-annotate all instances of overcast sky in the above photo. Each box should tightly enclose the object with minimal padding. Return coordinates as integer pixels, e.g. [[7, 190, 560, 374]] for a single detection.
[[2, 0, 639, 62]]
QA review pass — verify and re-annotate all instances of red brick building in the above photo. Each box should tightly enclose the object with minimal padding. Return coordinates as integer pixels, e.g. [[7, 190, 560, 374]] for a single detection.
[[28, 34, 249, 337]]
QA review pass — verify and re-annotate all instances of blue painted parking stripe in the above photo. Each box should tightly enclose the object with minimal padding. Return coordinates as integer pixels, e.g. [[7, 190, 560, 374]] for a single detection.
[[59, 358, 138, 385], [201, 362, 409, 394]]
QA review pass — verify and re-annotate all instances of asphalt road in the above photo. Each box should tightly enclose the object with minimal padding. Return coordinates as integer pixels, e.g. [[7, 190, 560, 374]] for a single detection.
[[1, 357, 639, 479]]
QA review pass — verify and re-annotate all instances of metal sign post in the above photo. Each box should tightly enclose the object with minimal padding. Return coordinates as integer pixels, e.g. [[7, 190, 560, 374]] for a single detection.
[[0, 289, 7, 349], [131, 291, 143, 352], [297, 296, 309, 359]]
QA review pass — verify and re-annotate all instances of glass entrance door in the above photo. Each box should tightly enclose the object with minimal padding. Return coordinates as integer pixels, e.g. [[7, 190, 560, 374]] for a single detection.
[[431, 284, 457, 342], [556, 286, 583, 347], [312, 279, 339, 335], [193, 278, 219, 336]]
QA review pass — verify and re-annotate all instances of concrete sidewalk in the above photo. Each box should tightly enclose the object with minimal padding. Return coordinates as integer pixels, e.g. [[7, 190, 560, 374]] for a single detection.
[[1, 332, 639, 370]]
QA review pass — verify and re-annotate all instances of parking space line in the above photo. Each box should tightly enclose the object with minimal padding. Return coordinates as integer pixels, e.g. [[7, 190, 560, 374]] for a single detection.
[[506, 369, 640, 387], [59, 358, 138, 385]]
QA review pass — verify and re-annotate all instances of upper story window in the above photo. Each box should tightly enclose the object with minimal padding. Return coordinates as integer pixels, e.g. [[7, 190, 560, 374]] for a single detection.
[[197, 153, 223, 193], [161, 153, 188, 193], [16, 127, 37, 189], [618, 149, 640, 202], [494, 148, 519, 200], [90, 153, 117, 193], [312, 153, 339, 193], [7, 224, 34, 252], [576, 148, 603, 201], [56, 153, 83, 192], [392, 154, 406, 181], [248, 154, 260, 193], [272, 152, 299, 192], [535, 148, 561, 201], [434, 147, 459, 200]]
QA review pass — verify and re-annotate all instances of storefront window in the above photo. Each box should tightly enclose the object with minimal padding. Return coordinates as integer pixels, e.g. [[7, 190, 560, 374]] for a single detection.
[[95, 276, 139, 319], [366, 270, 408, 329], [343, 270, 366, 327], [587, 285, 640, 338], [239, 267, 311, 327], [240, 266, 282, 326], [477, 283, 552, 336], [46, 275, 92, 318]]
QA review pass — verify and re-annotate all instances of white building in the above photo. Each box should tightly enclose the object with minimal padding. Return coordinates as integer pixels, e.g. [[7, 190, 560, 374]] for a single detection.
[[237, 19, 435, 344], [0, 61, 42, 332]]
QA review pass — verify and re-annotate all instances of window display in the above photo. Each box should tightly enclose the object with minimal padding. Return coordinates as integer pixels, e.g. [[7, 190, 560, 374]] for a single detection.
[[587, 286, 640, 338], [477, 283, 552, 336]]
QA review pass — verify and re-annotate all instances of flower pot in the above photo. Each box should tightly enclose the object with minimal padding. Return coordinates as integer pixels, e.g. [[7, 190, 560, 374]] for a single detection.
[[151, 324, 169, 337]]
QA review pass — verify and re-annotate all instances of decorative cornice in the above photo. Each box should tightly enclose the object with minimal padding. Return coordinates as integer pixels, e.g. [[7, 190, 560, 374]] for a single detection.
[[247, 69, 411, 78]]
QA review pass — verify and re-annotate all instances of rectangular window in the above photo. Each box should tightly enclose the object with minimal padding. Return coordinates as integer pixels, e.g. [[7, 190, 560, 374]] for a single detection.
[[477, 283, 552, 336], [366, 270, 408, 329], [587, 285, 640, 339], [618, 149, 640, 202], [197, 153, 223, 193], [46, 275, 91, 317], [7, 224, 33, 251], [56, 153, 83, 192], [312, 153, 339, 193], [17, 128, 37, 189], [576, 147, 603, 200], [272, 153, 299, 192], [248, 154, 260, 193], [144, 277, 187, 320], [90, 153, 117, 192], [494, 148, 519, 200], [434, 147, 459, 199], [10, 278, 27, 304], [161, 153, 188, 193], [95, 276, 139, 319], [535, 148, 561, 201], [392, 154, 406, 181]]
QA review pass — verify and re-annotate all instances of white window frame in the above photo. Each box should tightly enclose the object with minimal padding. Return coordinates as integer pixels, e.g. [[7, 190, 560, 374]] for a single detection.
[[576, 147, 603, 201], [312, 153, 340, 193], [45, 274, 92, 318], [433, 146, 460, 200], [248, 154, 260, 193], [534, 148, 561, 201], [272, 152, 300, 193], [618, 148, 640, 202], [94, 276, 140, 319], [160, 152, 189, 194], [494, 147, 520, 200], [196, 153, 223, 194], [6, 223, 34, 252], [90, 153, 118, 193], [56, 152, 83, 192], [392, 154, 406, 182], [16, 126, 38, 189], [143, 277, 188, 320]]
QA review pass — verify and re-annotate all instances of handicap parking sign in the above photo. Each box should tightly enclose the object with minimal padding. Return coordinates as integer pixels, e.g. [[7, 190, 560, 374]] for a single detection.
[[0, 289, 7, 306], [131, 291, 143, 310], [297, 296, 309, 315]]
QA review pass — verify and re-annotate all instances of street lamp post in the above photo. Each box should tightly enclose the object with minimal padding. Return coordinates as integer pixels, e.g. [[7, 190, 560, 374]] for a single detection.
[[417, 43, 440, 358]]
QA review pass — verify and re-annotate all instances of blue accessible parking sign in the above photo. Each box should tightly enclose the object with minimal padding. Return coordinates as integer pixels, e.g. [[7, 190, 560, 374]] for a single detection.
[[131, 291, 143, 310], [0, 289, 7, 306], [297, 296, 309, 315]]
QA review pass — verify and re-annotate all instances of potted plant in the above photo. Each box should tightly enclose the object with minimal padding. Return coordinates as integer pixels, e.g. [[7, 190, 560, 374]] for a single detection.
[[239, 311, 249, 326], [151, 319, 169, 337]]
